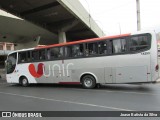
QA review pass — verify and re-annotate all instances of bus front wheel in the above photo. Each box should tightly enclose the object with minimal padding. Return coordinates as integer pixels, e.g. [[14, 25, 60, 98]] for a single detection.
[[20, 77, 29, 87], [81, 75, 96, 89]]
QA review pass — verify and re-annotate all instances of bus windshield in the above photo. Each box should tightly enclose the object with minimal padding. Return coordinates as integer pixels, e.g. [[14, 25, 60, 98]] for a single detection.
[[6, 53, 17, 74]]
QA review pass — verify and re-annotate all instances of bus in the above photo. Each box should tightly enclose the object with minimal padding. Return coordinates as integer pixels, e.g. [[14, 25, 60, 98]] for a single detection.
[[5, 31, 159, 88]]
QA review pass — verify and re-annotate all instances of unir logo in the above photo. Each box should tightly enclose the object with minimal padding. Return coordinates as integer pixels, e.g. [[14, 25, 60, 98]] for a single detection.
[[28, 63, 74, 78]]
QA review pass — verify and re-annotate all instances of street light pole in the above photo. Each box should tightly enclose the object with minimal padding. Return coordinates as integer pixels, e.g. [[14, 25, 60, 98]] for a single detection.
[[118, 23, 121, 35], [136, 0, 141, 31]]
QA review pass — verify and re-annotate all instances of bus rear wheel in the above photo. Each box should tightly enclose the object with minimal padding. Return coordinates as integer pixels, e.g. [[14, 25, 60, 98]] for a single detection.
[[20, 77, 29, 87], [81, 75, 96, 89]]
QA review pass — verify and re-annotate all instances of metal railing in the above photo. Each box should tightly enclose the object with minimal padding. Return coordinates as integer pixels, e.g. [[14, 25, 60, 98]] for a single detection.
[[0, 50, 13, 55]]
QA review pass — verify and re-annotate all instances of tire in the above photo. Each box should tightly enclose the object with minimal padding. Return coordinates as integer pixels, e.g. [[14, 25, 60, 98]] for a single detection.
[[81, 75, 96, 89], [20, 77, 29, 87]]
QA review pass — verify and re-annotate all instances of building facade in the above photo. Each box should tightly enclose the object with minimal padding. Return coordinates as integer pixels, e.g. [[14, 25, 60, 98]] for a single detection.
[[0, 42, 14, 78]]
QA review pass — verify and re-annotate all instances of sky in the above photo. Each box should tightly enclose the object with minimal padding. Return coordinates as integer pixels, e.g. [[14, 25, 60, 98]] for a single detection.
[[79, 0, 160, 36], [0, 0, 160, 36]]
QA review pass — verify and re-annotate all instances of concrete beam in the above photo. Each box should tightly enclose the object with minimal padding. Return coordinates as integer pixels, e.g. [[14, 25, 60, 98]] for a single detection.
[[58, 0, 105, 37], [0, 15, 57, 46], [59, 19, 79, 32]]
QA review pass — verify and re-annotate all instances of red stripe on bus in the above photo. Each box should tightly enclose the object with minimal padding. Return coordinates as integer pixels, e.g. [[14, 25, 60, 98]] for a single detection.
[[59, 82, 81, 85], [35, 33, 131, 49]]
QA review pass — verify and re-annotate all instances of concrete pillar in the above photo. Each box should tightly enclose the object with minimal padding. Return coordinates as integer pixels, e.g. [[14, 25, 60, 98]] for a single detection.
[[57, 19, 79, 43], [58, 31, 66, 43], [4, 42, 6, 50], [11, 43, 14, 50]]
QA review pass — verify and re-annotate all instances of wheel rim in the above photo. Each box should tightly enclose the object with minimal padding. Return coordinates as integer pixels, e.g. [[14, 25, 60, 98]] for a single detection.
[[84, 78, 93, 88], [22, 78, 28, 85]]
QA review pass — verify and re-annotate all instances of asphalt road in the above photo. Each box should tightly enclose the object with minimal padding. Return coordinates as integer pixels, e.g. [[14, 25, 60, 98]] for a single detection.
[[0, 78, 160, 120]]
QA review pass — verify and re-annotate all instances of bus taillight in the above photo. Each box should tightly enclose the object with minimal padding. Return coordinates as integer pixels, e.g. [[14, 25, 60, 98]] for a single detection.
[[155, 64, 159, 72]]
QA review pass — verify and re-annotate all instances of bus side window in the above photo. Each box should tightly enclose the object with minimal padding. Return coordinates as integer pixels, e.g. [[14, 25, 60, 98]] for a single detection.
[[65, 44, 84, 58], [59, 47, 63, 57], [79, 44, 84, 56], [98, 41, 107, 54], [108, 40, 113, 54], [64, 46, 72, 58], [139, 36, 149, 49], [85, 42, 98, 56], [129, 36, 138, 51], [27, 51, 31, 62], [39, 49, 46, 60], [113, 39, 121, 53], [18, 52, 27, 63], [50, 47, 63, 59], [50, 48, 58, 59], [72, 44, 84, 57], [31, 51, 39, 61], [46, 49, 50, 60], [121, 39, 127, 52], [129, 34, 149, 52], [112, 38, 127, 54]]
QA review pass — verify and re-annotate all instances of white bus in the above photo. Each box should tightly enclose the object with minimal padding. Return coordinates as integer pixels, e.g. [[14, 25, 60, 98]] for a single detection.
[[6, 31, 159, 88]]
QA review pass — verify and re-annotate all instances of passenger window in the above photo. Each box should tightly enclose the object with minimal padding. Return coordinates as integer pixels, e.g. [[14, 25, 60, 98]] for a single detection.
[[26, 51, 31, 62], [121, 39, 127, 52], [85, 42, 98, 56], [65, 44, 84, 58], [139, 36, 148, 45], [18, 52, 27, 63], [65, 46, 72, 57], [98, 41, 107, 54], [108, 40, 113, 54], [46, 49, 50, 60], [112, 38, 127, 54], [129, 35, 149, 51], [50, 47, 63, 59], [31, 51, 39, 61], [39, 49, 46, 60]]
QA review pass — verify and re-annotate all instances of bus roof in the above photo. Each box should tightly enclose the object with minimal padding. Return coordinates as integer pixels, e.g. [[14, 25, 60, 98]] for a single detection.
[[8, 30, 155, 54], [36, 33, 131, 49]]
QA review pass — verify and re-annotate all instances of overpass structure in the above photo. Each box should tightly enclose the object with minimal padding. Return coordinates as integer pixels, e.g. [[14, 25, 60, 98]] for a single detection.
[[0, 0, 105, 50]]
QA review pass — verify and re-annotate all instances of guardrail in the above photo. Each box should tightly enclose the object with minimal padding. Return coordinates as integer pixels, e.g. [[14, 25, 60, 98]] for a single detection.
[[0, 50, 13, 55]]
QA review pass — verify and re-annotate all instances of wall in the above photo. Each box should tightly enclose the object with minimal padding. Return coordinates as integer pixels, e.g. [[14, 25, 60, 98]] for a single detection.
[[0, 42, 14, 79]]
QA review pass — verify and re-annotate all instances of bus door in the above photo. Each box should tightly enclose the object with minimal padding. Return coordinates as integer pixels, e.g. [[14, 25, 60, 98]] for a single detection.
[[105, 67, 113, 83]]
